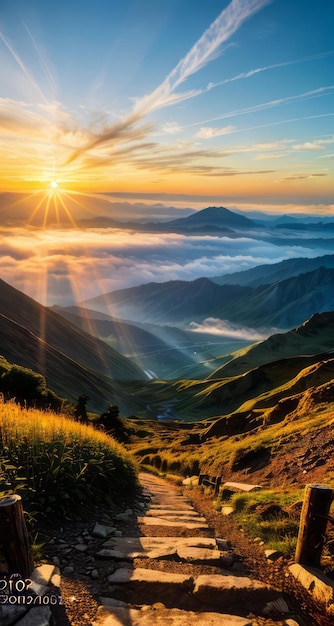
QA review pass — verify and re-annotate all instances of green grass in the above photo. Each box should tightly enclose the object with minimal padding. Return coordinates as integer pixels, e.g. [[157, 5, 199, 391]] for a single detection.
[[0, 401, 138, 523], [219, 488, 304, 557]]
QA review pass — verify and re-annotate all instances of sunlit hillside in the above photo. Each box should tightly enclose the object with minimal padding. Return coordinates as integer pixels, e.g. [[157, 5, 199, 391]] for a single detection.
[[0, 402, 138, 521], [126, 377, 334, 490]]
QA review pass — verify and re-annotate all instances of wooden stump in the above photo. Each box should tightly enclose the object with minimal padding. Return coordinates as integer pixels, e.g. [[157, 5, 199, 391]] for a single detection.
[[0, 494, 34, 578], [295, 484, 334, 567]]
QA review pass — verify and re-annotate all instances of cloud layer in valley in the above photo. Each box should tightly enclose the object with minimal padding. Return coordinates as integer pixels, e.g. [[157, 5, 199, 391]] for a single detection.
[[187, 317, 270, 340], [0, 226, 328, 306]]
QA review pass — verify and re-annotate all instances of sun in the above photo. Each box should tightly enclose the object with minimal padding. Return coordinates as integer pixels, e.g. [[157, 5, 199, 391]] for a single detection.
[[50, 180, 58, 189]]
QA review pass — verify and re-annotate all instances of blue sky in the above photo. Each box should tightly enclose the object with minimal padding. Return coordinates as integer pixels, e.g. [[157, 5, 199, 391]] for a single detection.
[[0, 0, 333, 209]]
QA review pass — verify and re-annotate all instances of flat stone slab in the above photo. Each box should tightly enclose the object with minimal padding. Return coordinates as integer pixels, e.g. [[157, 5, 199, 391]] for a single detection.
[[144, 513, 207, 523], [93, 605, 253, 626], [146, 509, 202, 518], [194, 574, 280, 612], [138, 516, 209, 529], [102, 536, 217, 556], [107, 567, 193, 588], [149, 498, 192, 507], [289, 563, 334, 614], [176, 547, 233, 565], [223, 482, 262, 492]]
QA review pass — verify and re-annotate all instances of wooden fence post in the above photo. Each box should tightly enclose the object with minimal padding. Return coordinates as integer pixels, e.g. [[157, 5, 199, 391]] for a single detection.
[[0, 494, 34, 578], [214, 476, 222, 496], [198, 474, 209, 486], [295, 484, 334, 567]]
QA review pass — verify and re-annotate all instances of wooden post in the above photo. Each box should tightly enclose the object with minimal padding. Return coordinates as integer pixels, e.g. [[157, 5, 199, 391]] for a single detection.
[[295, 484, 333, 567], [198, 474, 209, 486], [0, 495, 34, 578], [214, 476, 222, 496]]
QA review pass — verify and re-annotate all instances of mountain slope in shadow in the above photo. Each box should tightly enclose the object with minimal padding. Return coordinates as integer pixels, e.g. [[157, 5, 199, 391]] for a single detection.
[[0, 279, 146, 412]]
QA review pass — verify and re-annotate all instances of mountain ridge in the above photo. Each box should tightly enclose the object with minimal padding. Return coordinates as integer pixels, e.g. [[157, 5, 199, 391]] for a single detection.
[[81, 267, 334, 330], [0, 278, 147, 412]]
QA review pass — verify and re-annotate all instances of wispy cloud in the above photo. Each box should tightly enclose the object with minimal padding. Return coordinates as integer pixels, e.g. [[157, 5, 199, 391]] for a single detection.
[[65, 0, 273, 164], [187, 317, 269, 340], [187, 86, 334, 128], [196, 125, 236, 138], [0, 32, 47, 102], [205, 50, 334, 91], [282, 173, 328, 181], [292, 136, 334, 151]]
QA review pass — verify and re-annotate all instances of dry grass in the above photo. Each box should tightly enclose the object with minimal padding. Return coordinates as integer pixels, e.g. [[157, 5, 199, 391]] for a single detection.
[[0, 401, 138, 521]]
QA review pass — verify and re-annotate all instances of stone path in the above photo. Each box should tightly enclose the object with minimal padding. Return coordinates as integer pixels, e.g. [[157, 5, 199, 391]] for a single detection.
[[91, 473, 299, 626]]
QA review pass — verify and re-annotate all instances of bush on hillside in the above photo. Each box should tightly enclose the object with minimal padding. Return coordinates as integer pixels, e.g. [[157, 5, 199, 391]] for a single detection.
[[0, 403, 138, 523], [0, 356, 65, 411]]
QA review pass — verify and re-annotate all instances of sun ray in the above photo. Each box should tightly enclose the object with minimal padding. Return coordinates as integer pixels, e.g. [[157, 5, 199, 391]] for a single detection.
[[53, 193, 60, 224], [56, 192, 78, 228], [42, 193, 52, 228], [28, 192, 50, 224]]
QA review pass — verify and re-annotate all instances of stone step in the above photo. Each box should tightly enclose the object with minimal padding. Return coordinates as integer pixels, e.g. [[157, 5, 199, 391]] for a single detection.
[[106, 567, 280, 613], [107, 567, 193, 590], [98, 535, 220, 561], [137, 516, 210, 530], [144, 513, 208, 523], [92, 605, 254, 626], [194, 574, 281, 613], [147, 503, 195, 511], [145, 508, 203, 517]]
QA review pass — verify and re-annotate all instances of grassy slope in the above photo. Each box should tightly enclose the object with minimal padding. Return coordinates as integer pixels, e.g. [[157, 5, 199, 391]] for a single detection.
[[210, 311, 334, 379], [126, 377, 334, 490], [0, 278, 145, 381], [0, 402, 138, 521], [0, 278, 150, 412]]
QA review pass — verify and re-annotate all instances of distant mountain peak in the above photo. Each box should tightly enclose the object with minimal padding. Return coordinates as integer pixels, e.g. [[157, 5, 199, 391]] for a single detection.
[[168, 205, 256, 229]]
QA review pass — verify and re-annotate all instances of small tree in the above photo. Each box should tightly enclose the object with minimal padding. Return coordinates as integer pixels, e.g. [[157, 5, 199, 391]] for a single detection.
[[74, 395, 89, 423], [99, 404, 127, 442]]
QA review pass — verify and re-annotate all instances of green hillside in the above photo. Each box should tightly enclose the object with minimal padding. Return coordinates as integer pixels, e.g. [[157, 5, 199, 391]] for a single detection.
[[0, 279, 148, 412], [210, 311, 334, 379]]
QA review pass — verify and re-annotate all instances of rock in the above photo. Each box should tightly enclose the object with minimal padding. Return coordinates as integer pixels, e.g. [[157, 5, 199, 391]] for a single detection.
[[114, 531, 123, 537], [92, 606, 253, 625], [52, 556, 60, 567], [31, 564, 58, 586], [92, 523, 117, 539], [14, 606, 52, 626], [74, 543, 88, 552], [265, 549, 282, 561], [62, 565, 74, 575], [107, 567, 193, 589], [115, 512, 130, 522], [221, 506, 234, 516], [51, 572, 61, 587], [262, 597, 289, 614], [289, 563, 334, 614], [193, 574, 280, 612], [216, 538, 231, 550], [96, 549, 131, 560], [91, 569, 100, 579], [0, 603, 27, 626], [182, 476, 199, 486], [256, 504, 289, 520]]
